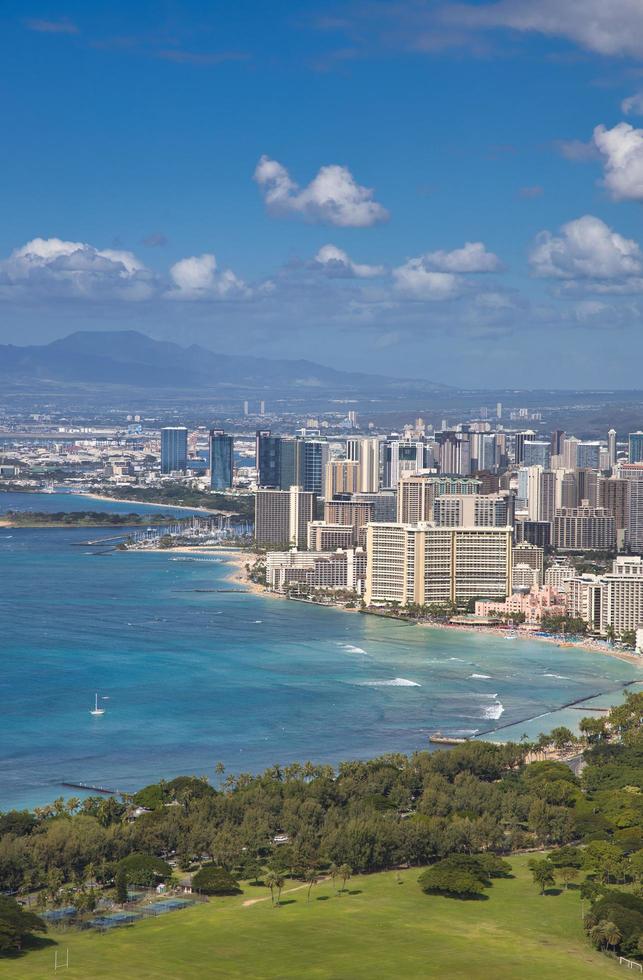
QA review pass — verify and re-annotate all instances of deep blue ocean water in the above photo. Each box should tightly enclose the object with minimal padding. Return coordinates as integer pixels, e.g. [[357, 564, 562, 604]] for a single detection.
[[1, 494, 641, 810]]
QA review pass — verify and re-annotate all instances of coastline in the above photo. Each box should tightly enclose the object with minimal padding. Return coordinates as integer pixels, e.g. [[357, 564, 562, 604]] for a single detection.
[[74, 491, 228, 515], [138, 543, 643, 668]]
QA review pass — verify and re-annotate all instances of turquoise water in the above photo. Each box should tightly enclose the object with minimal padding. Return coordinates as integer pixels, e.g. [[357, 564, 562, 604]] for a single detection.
[[0, 491, 208, 518], [1, 494, 641, 809]]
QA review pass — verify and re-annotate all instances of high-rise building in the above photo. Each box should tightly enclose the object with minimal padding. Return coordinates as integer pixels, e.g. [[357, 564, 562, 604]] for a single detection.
[[551, 430, 566, 456], [209, 429, 233, 490], [324, 498, 374, 544], [365, 524, 512, 606], [306, 522, 355, 551], [300, 440, 329, 496], [435, 432, 470, 476], [433, 493, 512, 528], [255, 430, 281, 488], [562, 436, 580, 470], [577, 442, 601, 470], [577, 468, 599, 507], [384, 439, 431, 487], [619, 463, 643, 552], [552, 506, 616, 551], [346, 437, 380, 493], [512, 542, 544, 586], [524, 467, 556, 523], [397, 474, 479, 524], [514, 519, 551, 548], [598, 476, 629, 547], [523, 440, 551, 468], [513, 430, 536, 464], [608, 429, 617, 471], [326, 459, 360, 497], [255, 486, 316, 549], [352, 491, 397, 522], [629, 432, 643, 464], [160, 426, 188, 474]]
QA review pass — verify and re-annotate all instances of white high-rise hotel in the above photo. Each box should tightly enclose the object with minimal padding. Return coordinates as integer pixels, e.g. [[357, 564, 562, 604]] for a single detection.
[[365, 523, 512, 606]]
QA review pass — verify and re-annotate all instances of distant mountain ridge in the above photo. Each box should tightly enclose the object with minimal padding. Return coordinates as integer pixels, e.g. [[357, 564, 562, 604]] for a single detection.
[[0, 330, 450, 393]]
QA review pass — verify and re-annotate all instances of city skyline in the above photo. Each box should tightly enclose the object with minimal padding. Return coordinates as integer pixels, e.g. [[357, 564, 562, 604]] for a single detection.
[[3, 2, 643, 386]]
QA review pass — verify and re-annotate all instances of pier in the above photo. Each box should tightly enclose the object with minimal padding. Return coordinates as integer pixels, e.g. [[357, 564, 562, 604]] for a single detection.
[[61, 781, 121, 796]]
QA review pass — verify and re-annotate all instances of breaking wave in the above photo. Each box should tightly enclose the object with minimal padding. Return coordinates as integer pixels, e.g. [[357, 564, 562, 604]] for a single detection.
[[469, 673, 492, 679], [361, 678, 421, 687], [542, 673, 570, 680]]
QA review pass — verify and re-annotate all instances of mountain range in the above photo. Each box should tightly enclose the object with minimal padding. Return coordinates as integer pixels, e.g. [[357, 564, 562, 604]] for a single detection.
[[0, 330, 448, 395]]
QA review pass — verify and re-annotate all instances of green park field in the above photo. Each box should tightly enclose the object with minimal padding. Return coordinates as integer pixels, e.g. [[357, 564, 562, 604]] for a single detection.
[[0, 855, 621, 980]]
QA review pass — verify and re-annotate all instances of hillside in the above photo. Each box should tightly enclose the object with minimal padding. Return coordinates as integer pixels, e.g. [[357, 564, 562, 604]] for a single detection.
[[0, 330, 449, 396]]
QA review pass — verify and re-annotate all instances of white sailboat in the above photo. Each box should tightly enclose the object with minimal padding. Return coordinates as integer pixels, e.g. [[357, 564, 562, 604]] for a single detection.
[[89, 693, 105, 716]]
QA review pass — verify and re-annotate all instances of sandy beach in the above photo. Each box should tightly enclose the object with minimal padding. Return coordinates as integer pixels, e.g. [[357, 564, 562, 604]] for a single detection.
[[135, 543, 643, 668], [75, 491, 230, 515]]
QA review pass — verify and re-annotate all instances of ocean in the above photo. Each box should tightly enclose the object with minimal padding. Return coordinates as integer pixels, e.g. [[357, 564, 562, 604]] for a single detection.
[[1, 493, 640, 810]]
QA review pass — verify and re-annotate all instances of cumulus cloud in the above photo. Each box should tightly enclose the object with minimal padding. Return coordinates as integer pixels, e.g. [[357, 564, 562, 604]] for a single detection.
[[0, 237, 153, 300], [312, 244, 384, 278], [253, 155, 388, 227], [392, 262, 462, 301], [167, 253, 247, 299], [450, 0, 643, 58], [593, 122, 643, 201], [529, 215, 642, 282], [423, 241, 501, 273], [392, 241, 500, 300]]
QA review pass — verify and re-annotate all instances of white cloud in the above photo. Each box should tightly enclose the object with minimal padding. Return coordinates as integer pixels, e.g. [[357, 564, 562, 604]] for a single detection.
[[0, 237, 153, 300], [593, 122, 643, 201], [393, 261, 461, 300], [529, 215, 642, 281], [313, 244, 384, 278], [621, 92, 643, 116], [167, 253, 247, 300], [253, 155, 388, 227], [423, 241, 501, 273], [450, 0, 643, 58], [392, 241, 500, 300]]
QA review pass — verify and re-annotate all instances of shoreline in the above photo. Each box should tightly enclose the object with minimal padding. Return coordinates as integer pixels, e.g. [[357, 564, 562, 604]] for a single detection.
[[138, 543, 643, 668], [74, 491, 230, 515]]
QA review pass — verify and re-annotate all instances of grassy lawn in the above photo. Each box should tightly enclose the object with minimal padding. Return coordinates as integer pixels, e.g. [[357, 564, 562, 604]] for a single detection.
[[0, 855, 622, 980]]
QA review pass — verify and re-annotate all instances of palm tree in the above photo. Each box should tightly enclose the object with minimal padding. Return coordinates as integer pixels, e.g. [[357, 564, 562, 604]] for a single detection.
[[66, 797, 81, 816], [329, 863, 339, 894], [305, 868, 318, 904], [264, 870, 280, 907], [589, 924, 607, 950], [601, 920, 622, 952], [338, 864, 353, 894]]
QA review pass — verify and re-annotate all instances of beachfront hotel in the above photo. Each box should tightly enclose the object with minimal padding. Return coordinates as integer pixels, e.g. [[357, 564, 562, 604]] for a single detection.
[[364, 523, 512, 607]]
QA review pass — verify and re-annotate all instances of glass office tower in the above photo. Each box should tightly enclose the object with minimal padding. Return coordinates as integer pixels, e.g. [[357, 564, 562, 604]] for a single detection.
[[160, 426, 188, 474], [209, 429, 233, 490]]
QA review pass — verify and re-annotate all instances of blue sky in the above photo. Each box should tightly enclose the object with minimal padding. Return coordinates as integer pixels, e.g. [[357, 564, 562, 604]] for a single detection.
[[2, 1, 643, 387]]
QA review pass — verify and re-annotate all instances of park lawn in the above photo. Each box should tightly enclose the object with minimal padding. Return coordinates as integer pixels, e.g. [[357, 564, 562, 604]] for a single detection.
[[0, 855, 623, 980]]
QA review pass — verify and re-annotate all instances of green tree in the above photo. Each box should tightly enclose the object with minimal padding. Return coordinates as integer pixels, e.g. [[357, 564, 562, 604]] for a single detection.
[[0, 897, 46, 952], [558, 866, 579, 890], [338, 864, 352, 894], [191, 865, 241, 896], [264, 870, 281, 907], [305, 868, 318, 903], [115, 867, 128, 904], [528, 859, 555, 895]]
